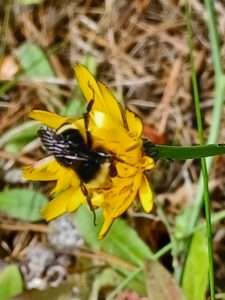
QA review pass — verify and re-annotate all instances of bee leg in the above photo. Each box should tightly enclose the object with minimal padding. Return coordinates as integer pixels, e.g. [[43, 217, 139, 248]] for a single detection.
[[80, 183, 97, 226], [84, 99, 94, 148]]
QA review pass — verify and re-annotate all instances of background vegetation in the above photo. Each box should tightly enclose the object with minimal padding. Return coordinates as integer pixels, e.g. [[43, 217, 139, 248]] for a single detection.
[[0, 0, 225, 299]]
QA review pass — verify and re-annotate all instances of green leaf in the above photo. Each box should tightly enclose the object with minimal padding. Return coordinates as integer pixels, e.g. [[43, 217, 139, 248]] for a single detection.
[[75, 206, 153, 266], [16, 42, 55, 79], [62, 94, 86, 118], [6, 124, 39, 142], [0, 188, 48, 221], [1, 122, 40, 153], [182, 229, 209, 300], [0, 265, 23, 300], [0, 121, 39, 148], [4, 141, 28, 154]]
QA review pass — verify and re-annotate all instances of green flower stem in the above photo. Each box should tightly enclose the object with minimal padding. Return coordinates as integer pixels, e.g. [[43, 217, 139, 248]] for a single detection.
[[145, 143, 225, 160]]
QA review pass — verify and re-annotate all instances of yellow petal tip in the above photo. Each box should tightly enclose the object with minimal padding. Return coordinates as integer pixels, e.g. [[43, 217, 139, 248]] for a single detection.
[[41, 206, 57, 222], [28, 109, 44, 119], [139, 175, 154, 213], [74, 64, 89, 78], [22, 165, 34, 180], [98, 216, 114, 239]]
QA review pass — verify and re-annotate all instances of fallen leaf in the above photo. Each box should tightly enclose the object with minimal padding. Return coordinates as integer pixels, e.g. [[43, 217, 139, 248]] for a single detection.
[[0, 56, 19, 80], [145, 261, 185, 300], [143, 125, 166, 144], [115, 290, 148, 300]]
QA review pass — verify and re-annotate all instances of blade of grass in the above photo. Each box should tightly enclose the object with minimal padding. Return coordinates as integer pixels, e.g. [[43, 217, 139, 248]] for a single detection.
[[177, 210, 225, 240], [180, 3, 215, 298], [106, 266, 143, 300], [181, 2, 215, 300], [189, 0, 225, 232], [177, 0, 225, 285], [189, 0, 225, 236]]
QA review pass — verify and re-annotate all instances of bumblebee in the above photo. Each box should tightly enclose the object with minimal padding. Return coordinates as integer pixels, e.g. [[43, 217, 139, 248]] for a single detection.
[[38, 126, 110, 183], [38, 101, 111, 223]]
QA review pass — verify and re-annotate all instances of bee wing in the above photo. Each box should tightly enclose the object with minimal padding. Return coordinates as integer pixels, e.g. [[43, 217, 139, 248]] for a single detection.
[[38, 127, 88, 163]]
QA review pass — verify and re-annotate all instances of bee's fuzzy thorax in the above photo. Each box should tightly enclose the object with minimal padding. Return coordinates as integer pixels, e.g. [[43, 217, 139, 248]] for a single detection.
[[38, 126, 110, 184]]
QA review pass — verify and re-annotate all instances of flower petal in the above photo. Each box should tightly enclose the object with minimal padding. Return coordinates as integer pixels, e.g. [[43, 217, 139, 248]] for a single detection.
[[23, 166, 56, 181], [51, 168, 80, 195], [108, 175, 142, 218], [90, 111, 138, 152], [66, 187, 86, 212], [42, 188, 74, 221], [97, 81, 123, 124], [74, 64, 102, 105], [74, 65, 123, 123], [142, 156, 155, 171], [91, 192, 104, 207], [99, 214, 114, 239], [116, 162, 137, 177], [42, 187, 84, 220], [99, 174, 142, 238], [29, 110, 69, 128], [23, 157, 59, 181], [139, 175, 154, 212], [126, 109, 143, 138]]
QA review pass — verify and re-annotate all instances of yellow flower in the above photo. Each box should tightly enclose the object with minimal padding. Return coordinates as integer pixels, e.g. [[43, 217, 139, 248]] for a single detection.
[[23, 64, 155, 238]]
